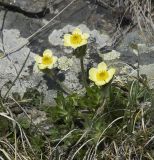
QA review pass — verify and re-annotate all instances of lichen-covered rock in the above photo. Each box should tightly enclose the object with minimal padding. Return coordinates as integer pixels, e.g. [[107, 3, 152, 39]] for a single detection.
[[99, 50, 121, 61], [48, 24, 110, 49], [0, 0, 47, 13], [139, 64, 154, 89], [116, 30, 154, 88], [0, 29, 57, 104], [0, 25, 109, 104], [57, 56, 73, 71], [17, 109, 47, 128], [0, 29, 35, 96]]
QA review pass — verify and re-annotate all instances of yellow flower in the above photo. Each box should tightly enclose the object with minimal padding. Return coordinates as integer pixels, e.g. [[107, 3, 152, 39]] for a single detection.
[[34, 49, 57, 70], [89, 62, 115, 86], [64, 28, 89, 49]]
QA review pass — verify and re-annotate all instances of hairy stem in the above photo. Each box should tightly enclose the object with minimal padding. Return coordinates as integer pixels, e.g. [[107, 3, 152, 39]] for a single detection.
[[80, 57, 88, 89]]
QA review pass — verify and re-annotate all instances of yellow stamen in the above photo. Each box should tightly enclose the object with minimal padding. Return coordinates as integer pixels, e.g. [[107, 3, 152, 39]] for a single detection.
[[42, 56, 53, 65], [96, 71, 109, 81], [70, 34, 82, 45]]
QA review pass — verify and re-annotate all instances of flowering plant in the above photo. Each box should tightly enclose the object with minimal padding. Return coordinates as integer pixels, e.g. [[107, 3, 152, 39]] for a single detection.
[[1, 27, 151, 160], [64, 28, 89, 49], [35, 49, 57, 70]]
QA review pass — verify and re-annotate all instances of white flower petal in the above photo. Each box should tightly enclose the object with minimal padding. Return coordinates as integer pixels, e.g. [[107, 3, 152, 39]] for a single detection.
[[35, 55, 42, 64], [105, 68, 116, 83], [38, 64, 47, 70], [64, 34, 71, 46], [43, 49, 53, 57], [89, 68, 97, 82], [95, 80, 106, 86], [98, 62, 107, 71], [47, 64, 54, 69], [72, 28, 82, 35]]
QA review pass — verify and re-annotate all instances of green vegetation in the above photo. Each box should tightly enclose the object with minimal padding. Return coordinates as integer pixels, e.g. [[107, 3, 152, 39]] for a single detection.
[[0, 28, 153, 160], [0, 69, 154, 159]]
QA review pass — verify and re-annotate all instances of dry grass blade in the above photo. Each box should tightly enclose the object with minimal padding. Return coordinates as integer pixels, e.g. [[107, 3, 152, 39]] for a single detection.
[[70, 138, 94, 160], [49, 129, 78, 160], [0, 148, 12, 160], [1, 0, 77, 58], [0, 112, 34, 157]]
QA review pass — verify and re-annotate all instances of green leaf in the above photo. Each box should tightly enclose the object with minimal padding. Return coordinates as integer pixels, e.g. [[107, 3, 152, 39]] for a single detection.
[[72, 45, 87, 58]]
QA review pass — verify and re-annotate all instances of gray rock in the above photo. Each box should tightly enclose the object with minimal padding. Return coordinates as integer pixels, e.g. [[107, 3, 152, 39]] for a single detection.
[[0, 0, 47, 13], [28, 108, 47, 125], [48, 24, 110, 49], [0, 0, 153, 107], [17, 109, 47, 127], [115, 30, 154, 88], [139, 64, 154, 89], [0, 24, 108, 105], [0, 29, 57, 104]]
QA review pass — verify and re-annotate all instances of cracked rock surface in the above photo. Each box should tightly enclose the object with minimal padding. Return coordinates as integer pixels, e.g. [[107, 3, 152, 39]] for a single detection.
[[0, 0, 153, 107], [0, 0, 47, 13]]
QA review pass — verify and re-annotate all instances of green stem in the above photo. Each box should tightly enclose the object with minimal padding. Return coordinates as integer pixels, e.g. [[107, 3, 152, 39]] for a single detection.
[[47, 71, 72, 95], [80, 57, 88, 89]]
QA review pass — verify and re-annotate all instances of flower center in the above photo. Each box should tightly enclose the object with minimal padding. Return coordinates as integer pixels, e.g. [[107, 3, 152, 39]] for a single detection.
[[96, 71, 109, 81], [42, 56, 53, 65], [70, 34, 82, 44]]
